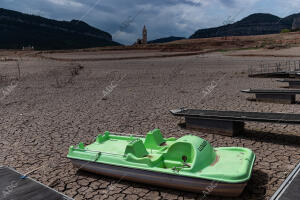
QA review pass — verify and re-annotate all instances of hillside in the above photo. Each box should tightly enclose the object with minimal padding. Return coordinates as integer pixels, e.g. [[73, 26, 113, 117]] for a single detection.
[[190, 13, 300, 39], [148, 36, 185, 44], [0, 8, 120, 50]]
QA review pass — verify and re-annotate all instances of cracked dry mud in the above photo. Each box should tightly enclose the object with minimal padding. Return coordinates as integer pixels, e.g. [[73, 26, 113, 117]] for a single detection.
[[1, 50, 300, 200]]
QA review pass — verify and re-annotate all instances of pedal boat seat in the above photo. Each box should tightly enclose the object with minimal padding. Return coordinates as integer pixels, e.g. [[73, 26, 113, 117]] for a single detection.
[[163, 135, 216, 172], [124, 139, 164, 167]]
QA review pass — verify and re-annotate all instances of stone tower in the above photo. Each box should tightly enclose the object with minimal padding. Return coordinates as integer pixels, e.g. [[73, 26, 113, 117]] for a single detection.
[[142, 25, 147, 44]]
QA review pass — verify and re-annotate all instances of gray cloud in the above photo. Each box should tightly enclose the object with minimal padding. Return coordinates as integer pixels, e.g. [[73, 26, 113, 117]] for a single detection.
[[1, 0, 298, 44]]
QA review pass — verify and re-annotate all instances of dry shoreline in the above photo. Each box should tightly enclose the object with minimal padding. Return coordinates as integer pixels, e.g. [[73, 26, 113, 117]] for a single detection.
[[0, 47, 300, 200]]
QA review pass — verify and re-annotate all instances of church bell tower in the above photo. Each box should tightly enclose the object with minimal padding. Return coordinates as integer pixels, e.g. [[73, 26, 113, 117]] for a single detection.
[[142, 25, 147, 44]]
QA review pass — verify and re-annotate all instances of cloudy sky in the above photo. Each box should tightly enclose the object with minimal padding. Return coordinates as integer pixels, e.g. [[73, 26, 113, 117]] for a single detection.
[[1, 0, 300, 44]]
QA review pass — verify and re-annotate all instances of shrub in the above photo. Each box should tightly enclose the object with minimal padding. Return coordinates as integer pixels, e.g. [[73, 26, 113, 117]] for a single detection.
[[281, 29, 291, 33]]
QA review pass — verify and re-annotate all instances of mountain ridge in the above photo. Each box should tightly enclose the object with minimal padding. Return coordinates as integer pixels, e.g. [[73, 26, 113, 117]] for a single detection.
[[0, 8, 120, 50], [190, 13, 300, 39]]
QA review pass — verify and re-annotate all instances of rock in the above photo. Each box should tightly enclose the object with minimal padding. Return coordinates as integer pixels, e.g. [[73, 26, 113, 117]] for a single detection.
[[292, 17, 300, 30]]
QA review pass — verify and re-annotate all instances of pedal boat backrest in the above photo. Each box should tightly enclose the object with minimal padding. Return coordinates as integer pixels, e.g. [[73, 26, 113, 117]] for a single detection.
[[124, 139, 149, 158], [144, 129, 166, 150]]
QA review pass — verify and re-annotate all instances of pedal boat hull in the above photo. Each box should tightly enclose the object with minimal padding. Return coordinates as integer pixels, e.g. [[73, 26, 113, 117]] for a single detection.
[[70, 158, 247, 197], [68, 129, 255, 197]]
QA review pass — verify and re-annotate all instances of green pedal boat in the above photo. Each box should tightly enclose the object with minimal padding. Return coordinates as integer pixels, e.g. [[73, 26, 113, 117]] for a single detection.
[[67, 129, 255, 197]]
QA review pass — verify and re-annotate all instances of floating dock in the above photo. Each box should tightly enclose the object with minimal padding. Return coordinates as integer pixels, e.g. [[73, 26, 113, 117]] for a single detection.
[[170, 109, 300, 136], [241, 89, 300, 104], [248, 71, 300, 78], [278, 79, 300, 89]]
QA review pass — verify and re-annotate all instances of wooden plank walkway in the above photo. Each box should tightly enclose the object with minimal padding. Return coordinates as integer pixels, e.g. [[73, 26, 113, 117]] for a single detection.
[[0, 166, 73, 200]]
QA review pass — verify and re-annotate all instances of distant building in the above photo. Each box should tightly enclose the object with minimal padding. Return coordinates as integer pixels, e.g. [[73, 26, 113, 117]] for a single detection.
[[135, 25, 147, 45], [22, 46, 34, 51], [292, 17, 300, 31]]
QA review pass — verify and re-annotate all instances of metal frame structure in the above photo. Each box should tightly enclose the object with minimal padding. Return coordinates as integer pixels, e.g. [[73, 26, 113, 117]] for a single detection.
[[0, 166, 73, 200], [270, 161, 300, 200]]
